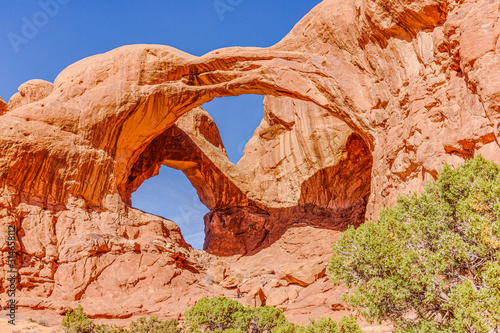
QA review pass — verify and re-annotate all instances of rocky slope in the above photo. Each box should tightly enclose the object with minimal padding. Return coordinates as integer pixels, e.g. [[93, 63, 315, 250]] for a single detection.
[[1, 0, 500, 329], [205, 96, 372, 255]]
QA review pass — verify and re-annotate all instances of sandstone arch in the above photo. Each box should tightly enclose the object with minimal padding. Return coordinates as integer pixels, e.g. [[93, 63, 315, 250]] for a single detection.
[[123, 95, 373, 255], [1, 44, 375, 210], [2, 0, 500, 219], [1, 0, 500, 322]]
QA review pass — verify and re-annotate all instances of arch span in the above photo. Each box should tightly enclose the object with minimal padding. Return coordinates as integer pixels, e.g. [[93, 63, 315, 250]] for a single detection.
[[121, 94, 373, 255], [6, 44, 376, 210], [3, 0, 500, 318]]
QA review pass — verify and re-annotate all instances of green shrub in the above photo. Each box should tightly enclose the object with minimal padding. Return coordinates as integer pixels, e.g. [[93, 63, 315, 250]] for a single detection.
[[62, 305, 179, 333], [183, 297, 358, 333], [328, 156, 500, 332], [247, 306, 287, 333], [62, 305, 99, 333], [183, 297, 291, 333], [104, 326, 129, 333], [271, 316, 361, 333], [183, 296, 288, 332], [302, 316, 362, 333], [272, 322, 298, 333], [63, 300, 357, 333], [183, 296, 248, 332], [129, 316, 180, 333]]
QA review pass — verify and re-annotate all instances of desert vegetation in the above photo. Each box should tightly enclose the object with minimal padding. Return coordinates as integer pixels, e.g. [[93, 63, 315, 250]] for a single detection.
[[62, 305, 180, 333], [329, 156, 500, 332], [62, 156, 500, 332], [61, 299, 360, 333]]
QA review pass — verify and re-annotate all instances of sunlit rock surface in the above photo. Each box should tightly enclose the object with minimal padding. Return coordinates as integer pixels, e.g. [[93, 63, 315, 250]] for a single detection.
[[1, 0, 500, 330]]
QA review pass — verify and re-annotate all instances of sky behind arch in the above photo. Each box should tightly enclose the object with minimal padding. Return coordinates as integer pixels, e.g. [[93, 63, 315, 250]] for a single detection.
[[1, 0, 322, 249]]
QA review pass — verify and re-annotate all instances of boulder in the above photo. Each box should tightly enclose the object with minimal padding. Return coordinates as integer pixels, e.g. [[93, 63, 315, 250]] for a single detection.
[[244, 285, 266, 308], [266, 289, 289, 307], [207, 261, 230, 284], [279, 261, 326, 286], [219, 272, 243, 288], [0, 97, 7, 115], [8, 79, 53, 110]]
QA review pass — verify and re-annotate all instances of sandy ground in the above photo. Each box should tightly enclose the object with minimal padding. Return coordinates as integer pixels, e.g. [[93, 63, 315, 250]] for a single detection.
[[0, 309, 392, 333], [0, 318, 64, 333]]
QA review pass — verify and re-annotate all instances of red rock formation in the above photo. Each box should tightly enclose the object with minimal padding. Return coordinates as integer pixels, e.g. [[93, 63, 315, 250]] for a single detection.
[[121, 96, 368, 255], [8, 79, 53, 110], [0, 0, 500, 329], [0, 97, 7, 116], [204, 121, 372, 255], [122, 107, 250, 211]]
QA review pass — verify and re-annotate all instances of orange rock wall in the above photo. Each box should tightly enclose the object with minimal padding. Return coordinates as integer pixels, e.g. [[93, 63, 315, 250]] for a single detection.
[[1, 0, 500, 325]]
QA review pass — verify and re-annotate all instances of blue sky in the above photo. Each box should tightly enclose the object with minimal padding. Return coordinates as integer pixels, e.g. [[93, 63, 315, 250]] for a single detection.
[[1, 0, 321, 249]]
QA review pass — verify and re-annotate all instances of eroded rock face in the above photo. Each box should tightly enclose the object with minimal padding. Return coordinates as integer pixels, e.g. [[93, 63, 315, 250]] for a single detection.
[[0, 0, 500, 327], [8, 79, 53, 111], [1, 0, 498, 223], [0, 187, 212, 318], [120, 96, 368, 255], [0, 97, 7, 116], [204, 113, 372, 255]]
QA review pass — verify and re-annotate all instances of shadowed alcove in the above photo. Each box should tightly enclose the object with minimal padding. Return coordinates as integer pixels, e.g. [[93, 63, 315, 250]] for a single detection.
[[125, 93, 373, 256], [131, 95, 265, 249]]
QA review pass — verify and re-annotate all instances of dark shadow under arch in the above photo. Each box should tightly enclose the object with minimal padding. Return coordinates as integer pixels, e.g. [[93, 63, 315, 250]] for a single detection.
[[204, 132, 373, 255], [123, 93, 373, 256]]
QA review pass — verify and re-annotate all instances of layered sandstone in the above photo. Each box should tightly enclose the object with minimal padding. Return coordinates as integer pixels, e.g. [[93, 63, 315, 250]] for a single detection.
[[8, 79, 53, 111], [0, 97, 7, 116], [1, 0, 500, 328], [204, 96, 372, 255], [120, 96, 368, 256]]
